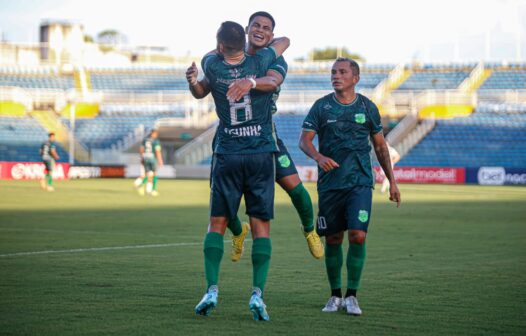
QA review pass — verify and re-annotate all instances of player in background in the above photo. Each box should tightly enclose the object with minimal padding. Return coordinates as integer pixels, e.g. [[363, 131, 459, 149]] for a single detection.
[[138, 129, 163, 196], [39, 132, 59, 192], [380, 143, 400, 193], [300, 58, 401, 316], [187, 11, 323, 262], [187, 21, 289, 321]]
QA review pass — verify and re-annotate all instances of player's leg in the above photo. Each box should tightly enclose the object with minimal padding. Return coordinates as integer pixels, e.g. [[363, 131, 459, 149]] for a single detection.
[[46, 161, 55, 191], [275, 139, 323, 258], [343, 186, 373, 316], [41, 161, 49, 189], [318, 189, 347, 312], [230, 215, 249, 262], [244, 152, 274, 321], [145, 171, 154, 194], [134, 164, 145, 188], [196, 154, 243, 316]]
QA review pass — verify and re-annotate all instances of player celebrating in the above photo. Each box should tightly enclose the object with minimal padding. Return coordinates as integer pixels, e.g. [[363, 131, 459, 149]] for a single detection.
[[39, 132, 59, 191], [138, 129, 163, 196], [299, 58, 401, 316], [225, 11, 323, 261], [187, 21, 289, 321]]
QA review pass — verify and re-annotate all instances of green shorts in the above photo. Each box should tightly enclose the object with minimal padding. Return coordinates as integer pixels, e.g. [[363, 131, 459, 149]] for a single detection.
[[43, 159, 55, 173], [143, 159, 157, 173]]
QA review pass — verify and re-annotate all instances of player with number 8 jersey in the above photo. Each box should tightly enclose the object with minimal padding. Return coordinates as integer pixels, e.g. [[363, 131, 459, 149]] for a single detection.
[[201, 47, 278, 154]]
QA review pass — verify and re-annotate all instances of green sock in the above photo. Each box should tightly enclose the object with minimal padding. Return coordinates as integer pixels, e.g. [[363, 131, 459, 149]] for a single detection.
[[46, 174, 52, 186], [288, 183, 314, 232], [203, 232, 224, 288], [142, 176, 148, 186], [152, 176, 158, 190], [228, 216, 243, 236], [252, 238, 272, 295], [347, 243, 366, 290], [325, 243, 343, 290]]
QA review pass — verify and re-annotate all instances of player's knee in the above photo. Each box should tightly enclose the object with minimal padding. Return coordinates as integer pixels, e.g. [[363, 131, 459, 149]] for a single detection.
[[349, 230, 366, 245], [208, 217, 227, 235], [326, 232, 344, 245], [147, 171, 154, 178]]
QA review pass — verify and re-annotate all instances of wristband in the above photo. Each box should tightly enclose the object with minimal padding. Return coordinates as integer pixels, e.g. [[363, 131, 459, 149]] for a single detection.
[[190, 79, 198, 86], [248, 77, 256, 88]]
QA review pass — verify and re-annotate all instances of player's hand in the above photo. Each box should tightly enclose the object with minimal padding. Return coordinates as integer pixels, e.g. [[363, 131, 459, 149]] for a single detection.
[[389, 182, 401, 207], [316, 155, 339, 172], [158, 162, 164, 169], [227, 79, 252, 102], [186, 62, 198, 86]]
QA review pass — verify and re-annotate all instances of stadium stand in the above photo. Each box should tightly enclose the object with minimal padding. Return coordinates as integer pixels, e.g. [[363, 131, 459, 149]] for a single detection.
[[399, 103, 526, 168], [0, 116, 69, 162]]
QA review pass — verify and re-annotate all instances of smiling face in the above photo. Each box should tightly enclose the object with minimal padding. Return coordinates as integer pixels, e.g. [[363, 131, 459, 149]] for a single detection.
[[246, 15, 274, 49], [331, 60, 360, 92]]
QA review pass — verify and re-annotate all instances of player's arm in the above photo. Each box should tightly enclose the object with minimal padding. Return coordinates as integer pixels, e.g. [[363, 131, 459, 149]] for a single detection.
[[372, 133, 401, 207], [268, 37, 290, 58], [299, 130, 339, 172], [226, 71, 283, 102], [51, 148, 59, 160], [155, 147, 164, 168], [186, 61, 211, 99]]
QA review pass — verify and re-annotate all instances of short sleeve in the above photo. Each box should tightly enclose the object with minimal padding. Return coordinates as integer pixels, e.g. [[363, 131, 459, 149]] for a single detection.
[[268, 56, 288, 79], [368, 101, 383, 135], [154, 140, 161, 151], [302, 100, 321, 133], [201, 53, 217, 78], [255, 47, 277, 70]]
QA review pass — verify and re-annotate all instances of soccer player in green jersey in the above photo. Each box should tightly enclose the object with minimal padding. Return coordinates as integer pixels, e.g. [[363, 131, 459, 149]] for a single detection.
[[39, 132, 59, 192], [224, 11, 324, 261], [138, 129, 163, 196], [300, 58, 401, 316], [187, 21, 289, 321]]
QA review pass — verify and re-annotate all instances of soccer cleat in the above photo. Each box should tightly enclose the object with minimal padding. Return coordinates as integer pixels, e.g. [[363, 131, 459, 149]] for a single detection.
[[40, 180, 47, 190], [344, 296, 362, 316], [231, 222, 250, 262], [249, 289, 269, 321], [303, 228, 324, 259], [195, 286, 218, 316], [322, 296, 344, 312], [150, 190, 159, 197], [46, 186, 54, 192]]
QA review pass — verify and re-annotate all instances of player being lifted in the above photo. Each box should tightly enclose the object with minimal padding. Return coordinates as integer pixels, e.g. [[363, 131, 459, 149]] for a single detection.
[[300, 58, 401, 316], [187, 11, 323, 263], [187, 21, 289, 321], [138, 129, 163, 196], [39, 132, 59, 192]]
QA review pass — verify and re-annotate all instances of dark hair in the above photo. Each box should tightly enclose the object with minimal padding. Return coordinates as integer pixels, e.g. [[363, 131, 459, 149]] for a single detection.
[[217, 21, 246, 55], [248, 11, 275, 31], [48, 132, 55, 137], [335, 57, 360, 76]]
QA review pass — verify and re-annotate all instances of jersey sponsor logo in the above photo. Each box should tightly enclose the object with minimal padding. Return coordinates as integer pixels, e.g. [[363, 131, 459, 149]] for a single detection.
[[358, 210, 369, 223], [224, 125, 262, 137], [355, 113, 366, 124], [278, 155, 291, 168], [303, 121, 314, 127], [327, 119, 337, 124], [323, 102, 332, 110], [477, 167, 505, 185]]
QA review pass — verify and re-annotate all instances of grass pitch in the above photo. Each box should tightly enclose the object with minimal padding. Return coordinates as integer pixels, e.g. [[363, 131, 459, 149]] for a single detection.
[[0, 179, 525, 335]]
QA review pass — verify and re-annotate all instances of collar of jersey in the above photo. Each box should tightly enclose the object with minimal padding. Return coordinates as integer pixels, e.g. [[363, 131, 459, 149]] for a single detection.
[[331, 93, 359, 107], [222, 56, 246, 67]]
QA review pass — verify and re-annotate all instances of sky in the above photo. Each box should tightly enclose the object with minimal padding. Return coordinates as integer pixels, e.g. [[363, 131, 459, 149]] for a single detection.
[[0, 0, 525, 63]]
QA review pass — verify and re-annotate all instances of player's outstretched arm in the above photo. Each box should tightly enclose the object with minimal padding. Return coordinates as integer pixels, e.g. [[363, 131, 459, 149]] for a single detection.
[[299, 130, 339, 172], [226, 71, 283, 102], [269, 37, 290, 57], [156, 149, 164, 168], [186, 61, 211, 99], [372, 133, 401, 207]]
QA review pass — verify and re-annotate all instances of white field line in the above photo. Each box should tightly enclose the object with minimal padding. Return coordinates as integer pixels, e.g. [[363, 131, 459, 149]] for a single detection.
[[0, 241, 228, 258]]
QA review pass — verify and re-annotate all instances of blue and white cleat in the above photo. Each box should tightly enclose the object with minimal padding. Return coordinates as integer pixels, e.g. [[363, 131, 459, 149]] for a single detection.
[[248, 288, 269, 321], [195, 285, 218, 316]]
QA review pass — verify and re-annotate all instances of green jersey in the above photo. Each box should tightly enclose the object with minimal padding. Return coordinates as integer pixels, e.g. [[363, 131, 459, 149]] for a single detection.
[[40, 141, 56, 161], [269, 56, 288, 114], [202, 48, 278, 154], [142, 137, 161, 161], [302, 93, 383, 191]]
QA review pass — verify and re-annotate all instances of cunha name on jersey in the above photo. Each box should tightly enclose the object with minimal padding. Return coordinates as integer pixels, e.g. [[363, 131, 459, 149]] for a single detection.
[[224, 125, 262, 137]]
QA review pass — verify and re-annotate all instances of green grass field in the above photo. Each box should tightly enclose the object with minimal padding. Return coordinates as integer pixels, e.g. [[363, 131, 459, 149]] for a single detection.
[[1, 179, 525, 335]]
